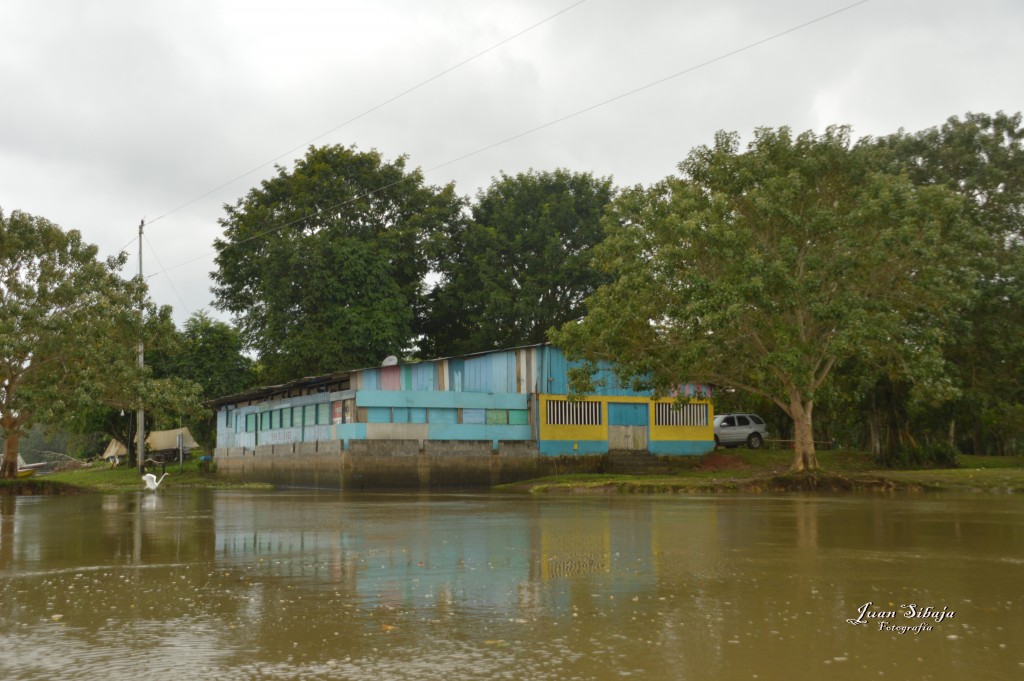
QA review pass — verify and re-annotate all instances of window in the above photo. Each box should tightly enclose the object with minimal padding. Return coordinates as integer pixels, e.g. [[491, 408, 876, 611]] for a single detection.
[[245, 414, 257, 433], [655, 403, 709, 427], [270, 410, 279, 430], [750, 414, 765, 425], [281, 408, 292, 428], [736, 415, 750, 426], [224, 409, 233, 428], [260, 412, 271, 431], [721, 416, 736, 427], [546, 399, 601, 426], [485, 409, 508, 425], [316, 402, 330, 425], [303, 405, 316, 426]]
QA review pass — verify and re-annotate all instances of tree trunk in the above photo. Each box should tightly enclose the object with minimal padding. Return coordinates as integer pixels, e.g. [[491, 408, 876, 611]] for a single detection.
[[1, 432, 20, 479], [789, 403, 818, 472]]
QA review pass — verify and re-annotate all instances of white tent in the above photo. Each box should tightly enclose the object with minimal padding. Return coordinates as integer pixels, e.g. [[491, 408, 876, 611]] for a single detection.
[[101, 428, 200, 460]]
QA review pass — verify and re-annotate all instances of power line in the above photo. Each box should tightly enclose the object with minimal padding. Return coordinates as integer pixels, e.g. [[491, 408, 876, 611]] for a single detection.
[[143, 233, 192, 316], [426, 0, 872, 174], [158, 0, 871, 275], [144, 0, 590, 229]]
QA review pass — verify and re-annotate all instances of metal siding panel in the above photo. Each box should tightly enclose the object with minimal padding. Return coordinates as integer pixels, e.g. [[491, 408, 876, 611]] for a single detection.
[[448, 359, 464, 392], [508, 409, 529, 425], [409, 407, 428, 424], [485, 409, 508, 425], [608, 402, 648, 426], [463, 356, 491, 392], [429, 408, 458, 424], [463, 408, 486, 424], [362, 369, 380, 390], [381, 365, 401, 390], [410, 362, 436, 391], [355, 390, 526, 410], [367, 407, 392, 423]]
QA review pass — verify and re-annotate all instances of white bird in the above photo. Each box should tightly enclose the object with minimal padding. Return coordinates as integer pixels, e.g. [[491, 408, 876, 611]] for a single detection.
[[142, 473, 168, 491]]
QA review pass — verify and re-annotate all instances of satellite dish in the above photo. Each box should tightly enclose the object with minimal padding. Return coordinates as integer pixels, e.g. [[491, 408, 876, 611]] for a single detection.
[[382, 355, 399, 367]]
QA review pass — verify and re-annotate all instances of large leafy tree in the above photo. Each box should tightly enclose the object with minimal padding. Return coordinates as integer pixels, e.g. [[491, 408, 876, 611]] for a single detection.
[[552, 126, 975, 472], [0, 209, 144, 478], [69, 303, 207, 467], [163, 311, 255, 449], [873, 112, 1024, 458], [212, 145, 464, 382], [420, 169, 614, 357]]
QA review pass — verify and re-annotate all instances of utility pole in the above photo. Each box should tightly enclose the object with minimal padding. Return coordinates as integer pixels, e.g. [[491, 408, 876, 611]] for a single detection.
[[137, 219, 146, 476]]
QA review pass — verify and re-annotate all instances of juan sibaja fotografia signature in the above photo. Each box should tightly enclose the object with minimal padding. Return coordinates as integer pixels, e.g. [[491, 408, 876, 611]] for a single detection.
[[847, 602, 956, 634]]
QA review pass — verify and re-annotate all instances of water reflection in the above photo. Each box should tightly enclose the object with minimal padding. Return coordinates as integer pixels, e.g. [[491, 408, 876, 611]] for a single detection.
[[1, 491, 1022, 680]]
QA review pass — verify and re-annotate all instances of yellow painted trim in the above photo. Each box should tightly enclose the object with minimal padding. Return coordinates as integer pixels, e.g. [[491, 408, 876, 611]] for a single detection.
[[538, 394, 607, 441], [538, 394, 714, 442]]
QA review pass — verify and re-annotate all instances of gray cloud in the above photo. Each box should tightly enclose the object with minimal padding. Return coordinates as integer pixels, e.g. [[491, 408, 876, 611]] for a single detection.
[[2, 0, 1021, 324]]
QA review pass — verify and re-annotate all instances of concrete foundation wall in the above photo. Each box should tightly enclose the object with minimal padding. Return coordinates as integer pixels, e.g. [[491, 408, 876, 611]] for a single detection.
[[214, 438, 544, 489]]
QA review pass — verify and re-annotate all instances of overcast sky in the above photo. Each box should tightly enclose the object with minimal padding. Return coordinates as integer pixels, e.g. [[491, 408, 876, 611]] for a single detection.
[[2, 0, 1021, 326]]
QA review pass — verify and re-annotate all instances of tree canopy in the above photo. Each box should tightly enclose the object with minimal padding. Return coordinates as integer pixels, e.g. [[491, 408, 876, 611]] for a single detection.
[[868, 112, 1024, 460], [162, 311, 255, 449], [551, 126, 976, 471], [419, 169, 614, 357], [0, 209, 144, 478], [212, 145, 464, 382]]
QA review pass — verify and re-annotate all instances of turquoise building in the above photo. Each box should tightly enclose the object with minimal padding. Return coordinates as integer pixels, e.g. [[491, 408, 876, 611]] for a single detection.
[[212, 344, 715, 457]]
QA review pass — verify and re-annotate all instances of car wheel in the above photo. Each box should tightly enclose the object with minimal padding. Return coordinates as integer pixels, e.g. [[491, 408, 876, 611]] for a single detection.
[[747, 433, 763, 449]]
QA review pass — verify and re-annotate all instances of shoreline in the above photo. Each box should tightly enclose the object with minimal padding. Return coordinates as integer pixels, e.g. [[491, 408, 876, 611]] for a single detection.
[[3, 451, 1023, 495]]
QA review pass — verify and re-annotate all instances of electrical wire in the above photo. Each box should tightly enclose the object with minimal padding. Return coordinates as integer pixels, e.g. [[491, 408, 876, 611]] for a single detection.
[[144, 0, 590, 229], [157, 0, 871, 275], [143, 233, 192, 316]]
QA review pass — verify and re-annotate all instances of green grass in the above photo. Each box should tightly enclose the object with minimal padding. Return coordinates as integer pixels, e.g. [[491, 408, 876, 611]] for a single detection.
[[500, 449, 1024, 494], [6, 459, 272, 494], [8, 449, 1024, 496]]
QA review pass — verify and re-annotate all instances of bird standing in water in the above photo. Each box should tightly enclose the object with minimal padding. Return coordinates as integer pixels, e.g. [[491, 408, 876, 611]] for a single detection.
[[142, 473, 168, 491]]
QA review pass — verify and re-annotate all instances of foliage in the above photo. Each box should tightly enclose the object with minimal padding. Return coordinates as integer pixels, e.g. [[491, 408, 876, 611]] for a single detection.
[[163, 311, 255, 449], [66, 302, 206, 466], [0, 209, 144, 478], [212, 145, 465, 382], [870, 112, 1024, 458], [552, 126, 975, 471], [420, 169, 614, 357]]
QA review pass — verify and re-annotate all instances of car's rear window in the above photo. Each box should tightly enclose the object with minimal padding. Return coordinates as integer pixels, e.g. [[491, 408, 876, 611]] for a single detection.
[[750, 415, 765, 424]]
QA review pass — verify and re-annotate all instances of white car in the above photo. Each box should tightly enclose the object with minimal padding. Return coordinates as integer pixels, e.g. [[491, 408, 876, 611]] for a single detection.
[[713, 413, 768, 449]]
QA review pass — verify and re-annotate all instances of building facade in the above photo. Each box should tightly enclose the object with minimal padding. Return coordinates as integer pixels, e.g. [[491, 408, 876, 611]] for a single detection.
[[211, 345, 714, 486]]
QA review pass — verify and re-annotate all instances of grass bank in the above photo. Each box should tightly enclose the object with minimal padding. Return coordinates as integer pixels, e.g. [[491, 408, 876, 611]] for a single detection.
[[5, 450, 1023, 495], [2, 459, 272, 494], [500, 450, 1024, 494]]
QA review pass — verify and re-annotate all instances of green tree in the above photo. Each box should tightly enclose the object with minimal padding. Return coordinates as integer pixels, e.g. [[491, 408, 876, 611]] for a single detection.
[[420, 169, 614, 357], [0, 209, 143, 478], [59, 299, 206, 468], [552, 126, 975, 472], [166, 311, 255, 449], [212, 145, 465, 382], [874, 112, 1024, 457]]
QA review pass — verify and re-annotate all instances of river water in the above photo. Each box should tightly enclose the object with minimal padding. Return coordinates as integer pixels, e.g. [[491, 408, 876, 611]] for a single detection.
[[1, 490, 1021, 680]]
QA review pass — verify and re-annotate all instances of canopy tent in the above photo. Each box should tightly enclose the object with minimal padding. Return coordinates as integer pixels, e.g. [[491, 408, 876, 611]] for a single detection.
[[102, 428, 200, 460]]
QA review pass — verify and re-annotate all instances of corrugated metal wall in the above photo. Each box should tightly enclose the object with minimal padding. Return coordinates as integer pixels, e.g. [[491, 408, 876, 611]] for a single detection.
[[215, 346, 712, 453]]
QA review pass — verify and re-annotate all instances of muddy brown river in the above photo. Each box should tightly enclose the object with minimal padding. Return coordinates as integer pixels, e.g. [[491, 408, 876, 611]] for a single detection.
[[1, 490, 1021, 680]]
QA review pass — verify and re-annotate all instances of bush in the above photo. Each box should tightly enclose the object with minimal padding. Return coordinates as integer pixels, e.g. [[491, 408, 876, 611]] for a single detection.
[[877, 441, 959, 469]]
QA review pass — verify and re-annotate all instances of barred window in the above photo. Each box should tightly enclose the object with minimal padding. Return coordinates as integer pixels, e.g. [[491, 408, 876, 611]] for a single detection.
[[655, 402, 709, 427], [546, 399, 602, 426]]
